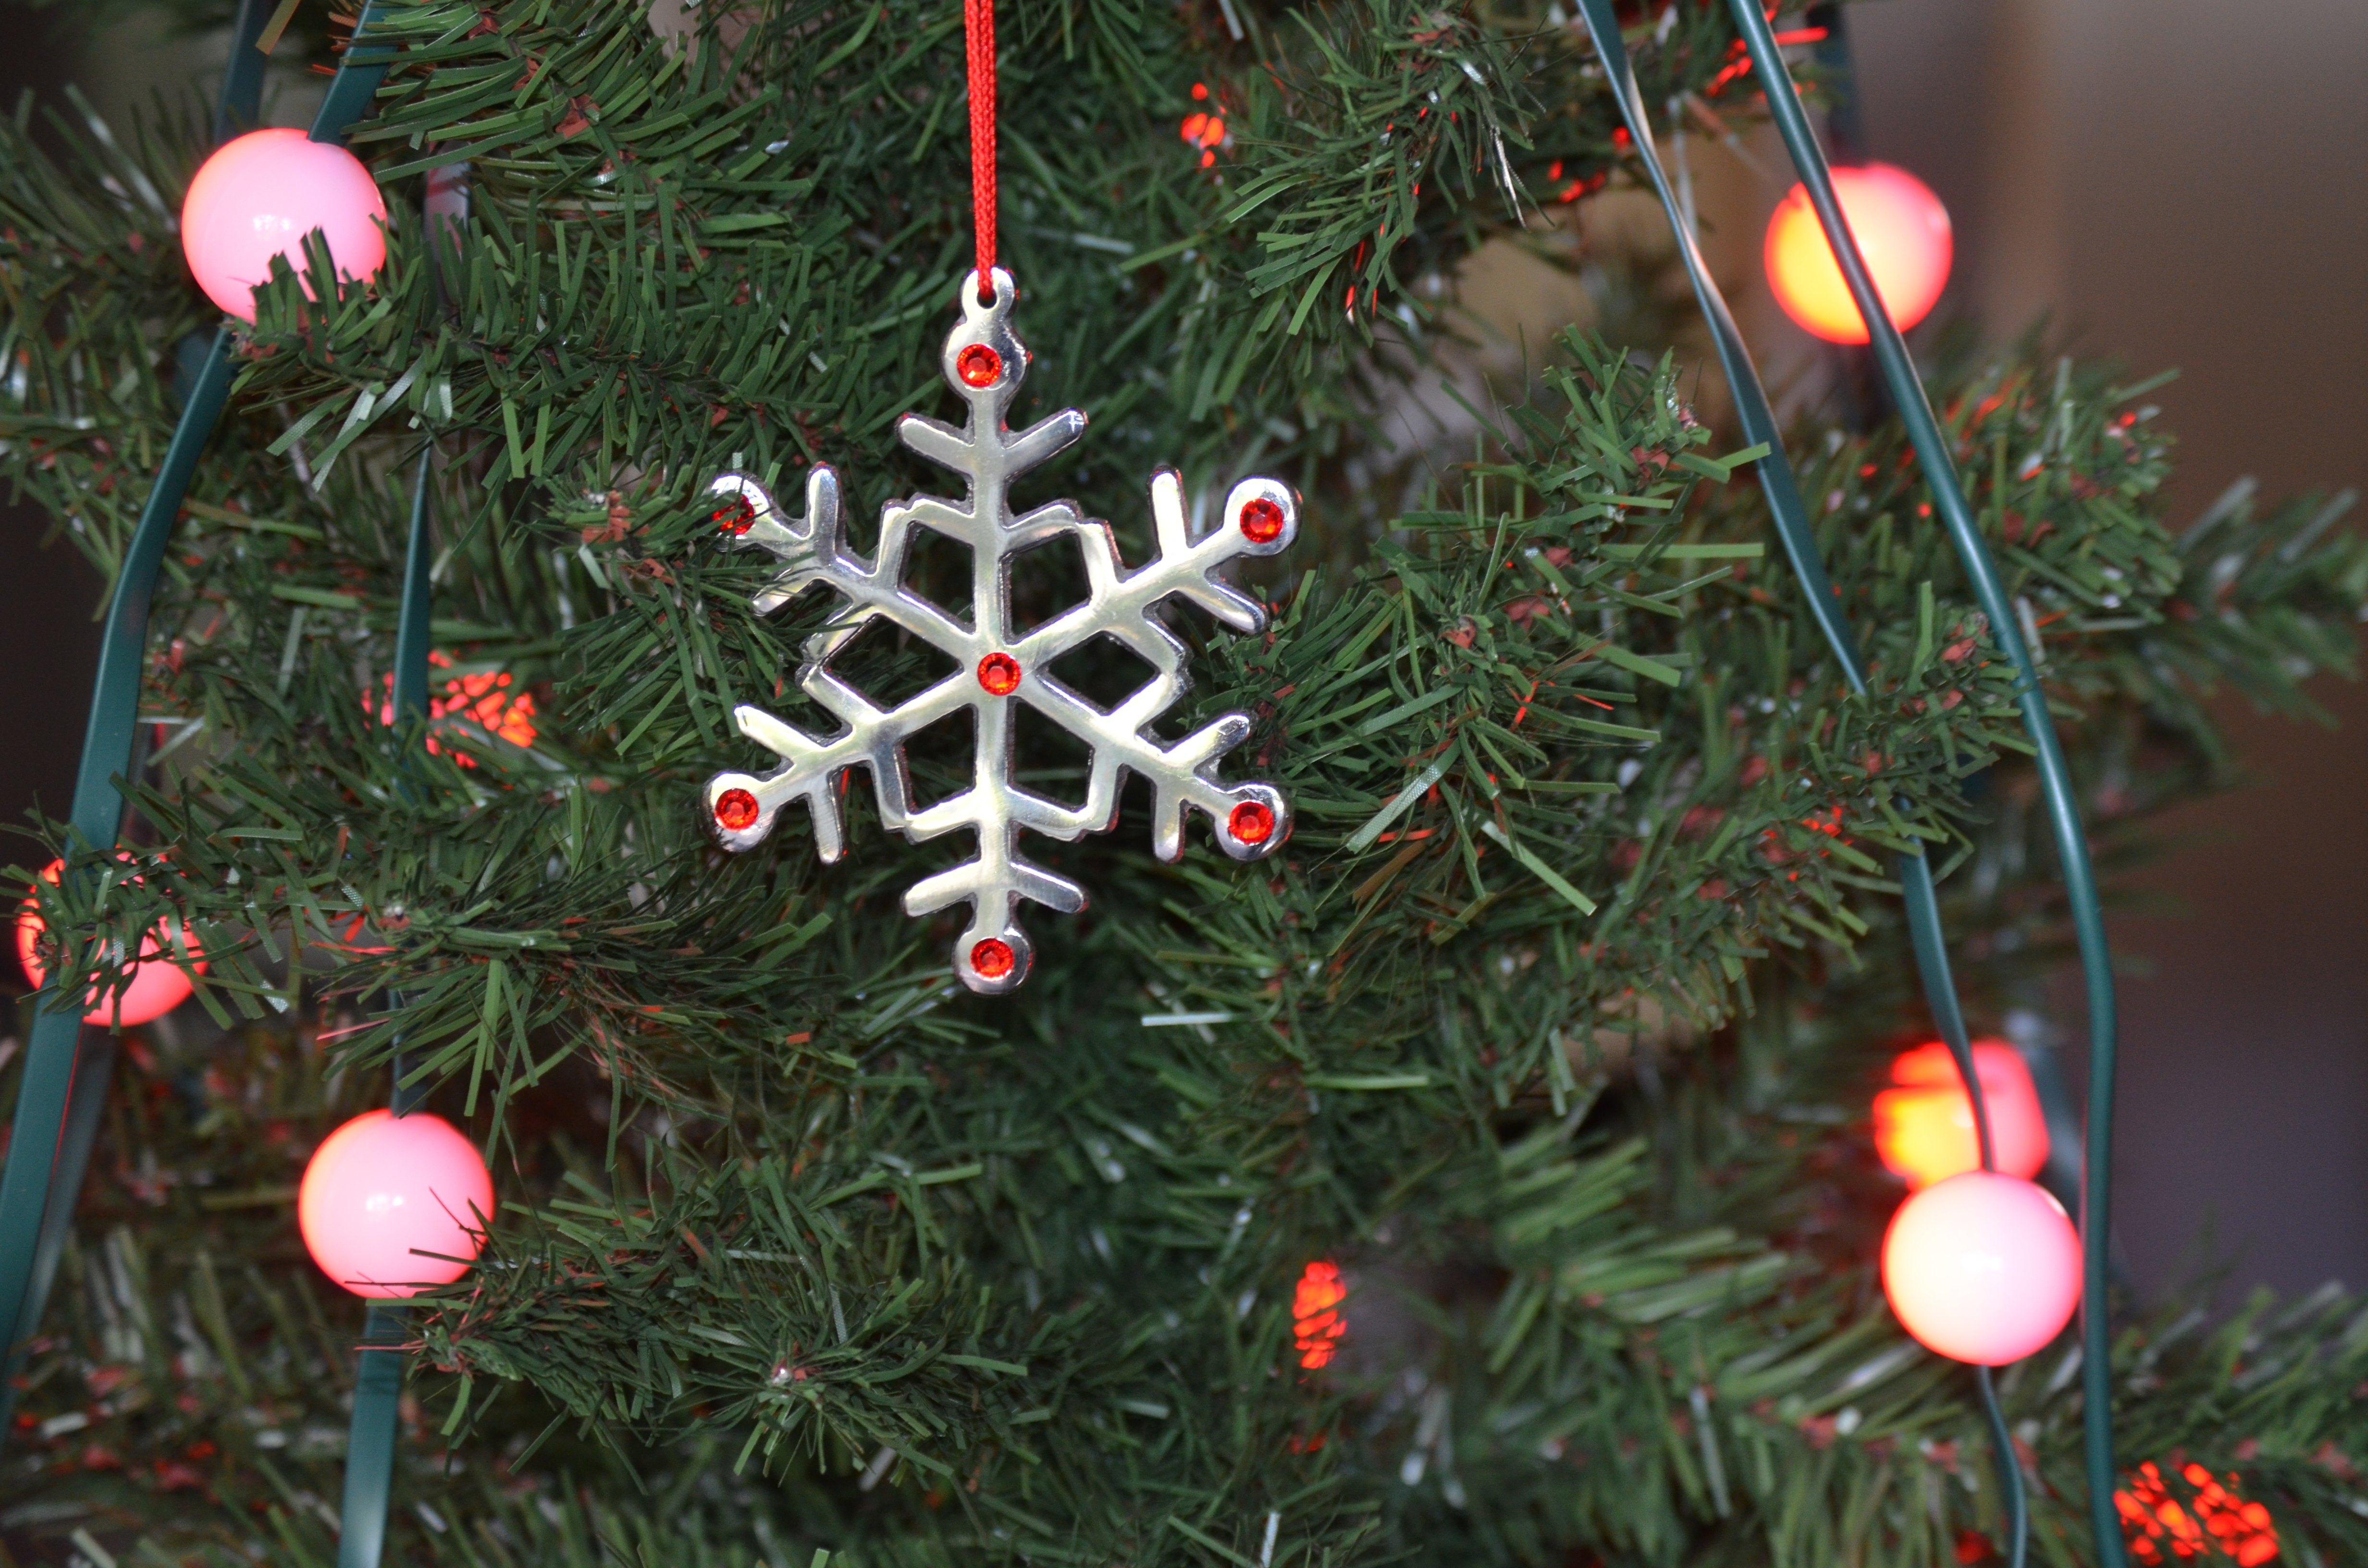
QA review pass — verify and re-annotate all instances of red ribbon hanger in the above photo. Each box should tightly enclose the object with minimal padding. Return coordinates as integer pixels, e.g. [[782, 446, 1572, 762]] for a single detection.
[[965, 0, 998, 298]]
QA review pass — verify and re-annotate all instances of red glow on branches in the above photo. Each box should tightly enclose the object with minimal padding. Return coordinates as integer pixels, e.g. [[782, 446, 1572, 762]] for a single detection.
[[2116, 1461, 2279, 1565], [371, 650, 540, 764], [1181, 96, 1228, 169], [1292, 1261, 1347, 1370]]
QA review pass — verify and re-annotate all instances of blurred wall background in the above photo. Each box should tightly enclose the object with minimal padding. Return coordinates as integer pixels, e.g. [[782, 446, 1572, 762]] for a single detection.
[[3, 0, 2363, 1302], [0, 7, 107, 891]]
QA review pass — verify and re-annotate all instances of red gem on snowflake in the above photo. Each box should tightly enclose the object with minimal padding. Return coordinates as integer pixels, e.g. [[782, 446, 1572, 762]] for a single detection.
[[956, 344, 1003, 388], [714, 494, 758, 536], [976, 652, 1023, 696], [970, 938, 1015, 980], [715, 789, 760, 831], [1229, 801, 1275, 845], [1240, 497, 1285, 543]]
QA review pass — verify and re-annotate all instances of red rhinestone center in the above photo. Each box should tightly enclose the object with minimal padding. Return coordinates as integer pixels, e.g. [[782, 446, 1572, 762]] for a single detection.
[[1229, 801, 1276, 845], [1240, 497, 1285, 543], [977, 652, 1023, 696], [970, 938, 1016, 980], [715, 788, 760, 832], [714, 494, 757, 536], [956, 344, 1003, 388]]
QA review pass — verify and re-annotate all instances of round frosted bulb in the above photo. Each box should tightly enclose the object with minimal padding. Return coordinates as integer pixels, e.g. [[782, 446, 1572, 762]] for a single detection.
[[1881, 1171, 2080, 1365], [15, 858, 201, 1027], [180, 128, 388, 321], [298, 1109, 493, 1298], [1764, 162, 1952, 343]]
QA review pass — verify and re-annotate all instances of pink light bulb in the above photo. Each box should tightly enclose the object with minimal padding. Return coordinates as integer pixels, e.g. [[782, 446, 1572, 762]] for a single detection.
[[180, 128, 387, 322], [1881, 1170, 2081, 1365], [15, 858, 202, 1027], [298, 1109, 493, 1299], [1764, 162, 1953, 344]]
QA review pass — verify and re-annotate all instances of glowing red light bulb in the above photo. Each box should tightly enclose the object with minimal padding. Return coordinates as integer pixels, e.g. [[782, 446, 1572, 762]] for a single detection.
[[1881, 1171, 2079, 1365], [298, 1109, 492, 1298], [1873, 1039, 2049, 1189], [180, 129, 388, 322], [1764, 162, 1952, 344], [15, 858, 203, 1026]]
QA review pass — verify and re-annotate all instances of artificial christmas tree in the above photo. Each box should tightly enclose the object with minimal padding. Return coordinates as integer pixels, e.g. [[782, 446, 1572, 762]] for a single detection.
[[4, 2, 2367, 1566]]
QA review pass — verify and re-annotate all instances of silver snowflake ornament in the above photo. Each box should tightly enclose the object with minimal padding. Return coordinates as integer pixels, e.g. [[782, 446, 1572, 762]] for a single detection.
[[702, 269, 1297, 993]]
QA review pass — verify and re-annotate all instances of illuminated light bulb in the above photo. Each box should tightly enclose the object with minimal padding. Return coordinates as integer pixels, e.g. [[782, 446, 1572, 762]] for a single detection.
[[1292, 1260, 1347, 1370], [297, 1109, 493, 1298], [1873, 1039, 2049, 1189], [1764, 162, 1952, 343], [1881, 1171, 2080, 1365], [15, 858, 202, 1027], [180, 128, 388, 322]]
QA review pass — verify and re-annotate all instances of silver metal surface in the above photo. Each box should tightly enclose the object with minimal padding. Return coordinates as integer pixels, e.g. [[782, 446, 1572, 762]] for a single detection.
[[703, 268, 1297, 993]]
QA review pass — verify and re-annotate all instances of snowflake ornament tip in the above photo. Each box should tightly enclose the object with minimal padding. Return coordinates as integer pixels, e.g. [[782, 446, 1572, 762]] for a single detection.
[[702, 269, 1296, 993]]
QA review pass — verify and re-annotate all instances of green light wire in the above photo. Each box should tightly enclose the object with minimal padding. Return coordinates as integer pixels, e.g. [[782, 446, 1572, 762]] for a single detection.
[[335, 356, 439, 1568], [1722, 6, 2125, 1564], [0, 27, 413, 1556], [1571, 4, 2031, 1562], [0, 0, 277, 1436], [324, 445, 433, 1568], [327, 16, 426, 1562], [337, 1301, 410, 1568], [0, 331, 234, 1426]]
